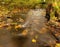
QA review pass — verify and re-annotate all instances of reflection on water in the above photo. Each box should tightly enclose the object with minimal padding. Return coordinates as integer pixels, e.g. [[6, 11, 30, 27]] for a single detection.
[[0, 9, 59, 47]]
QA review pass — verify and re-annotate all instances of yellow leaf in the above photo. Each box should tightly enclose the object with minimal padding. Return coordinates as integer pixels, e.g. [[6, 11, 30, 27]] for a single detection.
[[15, 25, 22, 29], [22, 29, 28, 36], [32, 39, 36, 43], [0, 25, 2, 28], [55, 43, 60, 47]]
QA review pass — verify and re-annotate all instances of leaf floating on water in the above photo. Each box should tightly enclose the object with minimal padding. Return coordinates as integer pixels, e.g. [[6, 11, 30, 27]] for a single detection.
[[22, 29, 28, 36], [15, 25, 22, 29], [55, 43, 60, 47], [32, 39, 36, 43]]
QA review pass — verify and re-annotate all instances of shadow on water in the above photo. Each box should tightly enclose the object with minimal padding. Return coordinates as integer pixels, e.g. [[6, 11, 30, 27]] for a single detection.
[[12, 35, 28, 47], [11, 27, 29, 47]]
